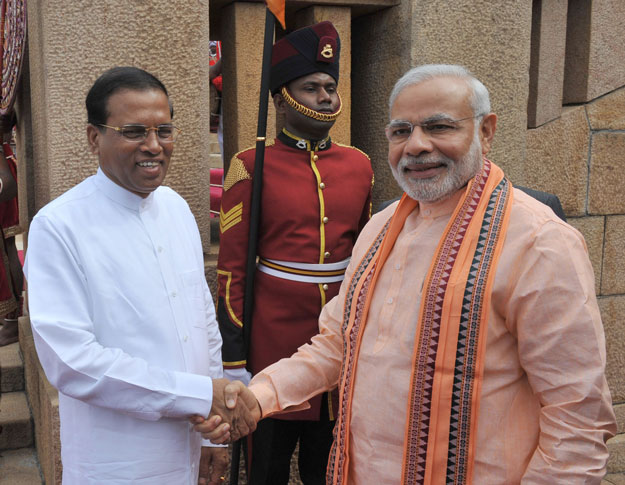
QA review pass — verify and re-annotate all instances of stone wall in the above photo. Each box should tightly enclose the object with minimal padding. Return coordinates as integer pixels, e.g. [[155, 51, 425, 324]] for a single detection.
[[25, 0, 212, 246], [523, 1, 625, 479]]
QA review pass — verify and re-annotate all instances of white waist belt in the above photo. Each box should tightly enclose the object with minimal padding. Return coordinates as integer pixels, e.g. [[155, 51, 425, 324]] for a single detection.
[[257, 257, 350, 284]]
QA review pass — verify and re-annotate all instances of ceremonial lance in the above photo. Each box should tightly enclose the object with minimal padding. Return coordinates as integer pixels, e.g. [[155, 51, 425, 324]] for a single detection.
[[230, 2, 285, 483]]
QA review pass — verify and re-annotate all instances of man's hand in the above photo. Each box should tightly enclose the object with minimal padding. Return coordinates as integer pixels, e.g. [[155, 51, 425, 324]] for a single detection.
[[191, 379, 261, 443], [198, 446, 228, 485]]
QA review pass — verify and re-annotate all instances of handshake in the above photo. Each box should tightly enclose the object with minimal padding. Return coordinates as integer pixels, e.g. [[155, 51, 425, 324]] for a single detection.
[[190, 379, 261, 443]]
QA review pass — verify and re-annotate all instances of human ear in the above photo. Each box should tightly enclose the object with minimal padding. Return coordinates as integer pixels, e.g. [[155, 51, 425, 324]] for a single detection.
[[273, 93, 286, 115], [479, 113, 497, 155], [86, 124, 100, 155]]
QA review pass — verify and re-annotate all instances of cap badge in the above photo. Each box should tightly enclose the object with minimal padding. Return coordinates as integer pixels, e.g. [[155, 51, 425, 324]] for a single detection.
[[317, 36, 337, 63]]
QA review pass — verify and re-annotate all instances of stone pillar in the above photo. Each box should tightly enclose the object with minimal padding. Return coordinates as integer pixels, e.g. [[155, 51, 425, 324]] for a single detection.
[[15, 42, 34, 234], [294, 6, 352, 145], [352, 0, 532, 208], [26, 0, 212, 246], [527, 0, 568, 128], [408, 0, 532, 184], [221, 2, 277, 171], [352, 2, 413, 210], [564, 0, 625, 104]]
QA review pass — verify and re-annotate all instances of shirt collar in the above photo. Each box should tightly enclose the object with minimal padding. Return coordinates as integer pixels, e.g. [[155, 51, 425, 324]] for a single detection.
[[94, 167, 155, 211], [278, 128, 332, 152]]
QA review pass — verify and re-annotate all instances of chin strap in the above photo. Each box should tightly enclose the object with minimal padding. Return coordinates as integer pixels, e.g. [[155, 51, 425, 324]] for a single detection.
[[281, 86, 342, 122]]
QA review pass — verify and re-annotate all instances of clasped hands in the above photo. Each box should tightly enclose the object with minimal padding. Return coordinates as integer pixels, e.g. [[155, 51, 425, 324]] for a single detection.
[[190, 378, 261, 443]]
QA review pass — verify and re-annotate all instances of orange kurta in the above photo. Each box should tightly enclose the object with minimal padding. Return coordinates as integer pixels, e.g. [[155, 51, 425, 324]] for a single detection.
[[250, 184, 616, 483]]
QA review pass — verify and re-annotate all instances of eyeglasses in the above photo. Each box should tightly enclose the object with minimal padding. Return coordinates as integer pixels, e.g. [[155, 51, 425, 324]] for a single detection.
[[98, 124, 181, 143], [385, 114, 484, 144]]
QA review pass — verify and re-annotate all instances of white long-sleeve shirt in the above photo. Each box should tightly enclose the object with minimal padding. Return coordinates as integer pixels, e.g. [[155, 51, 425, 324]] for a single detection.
[[25, 169, 222, 484]]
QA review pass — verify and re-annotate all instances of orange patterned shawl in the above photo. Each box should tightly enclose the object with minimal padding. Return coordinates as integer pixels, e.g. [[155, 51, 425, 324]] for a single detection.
[[327, 160, 512, 484]]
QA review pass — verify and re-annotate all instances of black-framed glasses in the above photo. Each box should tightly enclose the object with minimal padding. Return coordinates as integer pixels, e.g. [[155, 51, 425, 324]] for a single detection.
[[98, 123, 181, 143], [385, 114, 484, 144]]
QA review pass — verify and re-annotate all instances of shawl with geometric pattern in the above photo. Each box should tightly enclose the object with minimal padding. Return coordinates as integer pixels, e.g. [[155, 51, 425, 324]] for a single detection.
[[327, 159, 512, 484]]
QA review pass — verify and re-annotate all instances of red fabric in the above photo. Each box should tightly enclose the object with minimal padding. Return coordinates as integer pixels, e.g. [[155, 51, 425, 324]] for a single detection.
[[271, 40, 299, 67], [210, 187, 222, 218], [217, 136, 373, 420], [211, 75, 222, 92], [0, 146, 19, 230], [210, 168, 224, 185], [210, 168, 224, 219]]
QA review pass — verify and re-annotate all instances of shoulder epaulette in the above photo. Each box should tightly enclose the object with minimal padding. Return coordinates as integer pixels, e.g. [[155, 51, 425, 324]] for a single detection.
[[223, 155, 252, 191], [223, 140, 276, 191]]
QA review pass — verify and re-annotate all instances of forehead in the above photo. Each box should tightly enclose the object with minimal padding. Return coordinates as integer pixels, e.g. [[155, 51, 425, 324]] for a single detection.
[[290, 72, 337, 87], [390, 77, 473, 120], [105, 88, 171, 123]]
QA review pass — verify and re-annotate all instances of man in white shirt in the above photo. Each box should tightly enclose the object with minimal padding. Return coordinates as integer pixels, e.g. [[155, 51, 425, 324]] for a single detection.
[[24, 66, 253, 484]]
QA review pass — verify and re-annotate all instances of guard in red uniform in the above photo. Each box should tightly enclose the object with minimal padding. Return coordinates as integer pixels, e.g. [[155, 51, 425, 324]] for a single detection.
[[216, 21, 373, 485]]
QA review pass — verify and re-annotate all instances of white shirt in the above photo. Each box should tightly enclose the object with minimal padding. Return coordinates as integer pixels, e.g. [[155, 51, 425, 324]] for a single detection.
[[25, 169, 222, 484]]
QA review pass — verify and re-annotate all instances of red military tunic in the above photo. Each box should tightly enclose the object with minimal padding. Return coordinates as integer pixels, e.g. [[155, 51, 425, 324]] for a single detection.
[[217, 129, 373, 420]]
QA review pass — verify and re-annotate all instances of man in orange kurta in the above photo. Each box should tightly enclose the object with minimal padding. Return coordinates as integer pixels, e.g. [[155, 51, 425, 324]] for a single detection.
[[200, 64, 616, 484]]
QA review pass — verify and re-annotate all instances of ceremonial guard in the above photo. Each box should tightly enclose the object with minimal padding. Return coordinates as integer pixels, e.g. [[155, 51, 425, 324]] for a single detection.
[[217, 21, 373, 484]]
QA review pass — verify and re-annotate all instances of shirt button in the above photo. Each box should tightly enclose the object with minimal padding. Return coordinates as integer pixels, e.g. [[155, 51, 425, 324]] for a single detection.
[[313, 154, 319, 161], [424, 209, 431, 216], [184, 335, 188, 342], [322, 284, 329, 291], [319, 182, 326, 189], [324, 251, 331, 258], [395, 263, 401, 270], [323, 216, 329, 223], [171, 291, 177, 298], [388, 297, 394, 304], [158, 246, 163, 253]]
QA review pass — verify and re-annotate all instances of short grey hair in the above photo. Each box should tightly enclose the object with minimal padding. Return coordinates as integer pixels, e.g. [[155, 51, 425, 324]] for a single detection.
[[388, 64, 491, 118]]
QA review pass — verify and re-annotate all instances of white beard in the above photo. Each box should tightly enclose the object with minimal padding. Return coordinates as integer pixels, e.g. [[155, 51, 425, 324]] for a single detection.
[[390, 130, 484, 203]]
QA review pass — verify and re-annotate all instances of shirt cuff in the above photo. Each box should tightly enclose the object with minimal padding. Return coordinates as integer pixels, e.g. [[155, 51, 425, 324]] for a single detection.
[[249, 381, 310, 419], [165, 371, 214, 419], [202, 438, 228, 448]]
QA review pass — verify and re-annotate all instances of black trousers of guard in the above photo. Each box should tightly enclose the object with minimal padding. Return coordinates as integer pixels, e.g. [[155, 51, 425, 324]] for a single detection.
[[247, 399, 334, 485]]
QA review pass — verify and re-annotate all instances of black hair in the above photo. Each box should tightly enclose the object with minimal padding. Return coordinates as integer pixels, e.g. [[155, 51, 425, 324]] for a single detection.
[[85, 66, 173, 126]]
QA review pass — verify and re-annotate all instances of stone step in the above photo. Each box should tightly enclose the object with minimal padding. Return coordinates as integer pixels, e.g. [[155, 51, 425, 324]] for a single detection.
[[0, 447, 43, 484], [0, 342, 24, 392], [0, 391, 33, 451]]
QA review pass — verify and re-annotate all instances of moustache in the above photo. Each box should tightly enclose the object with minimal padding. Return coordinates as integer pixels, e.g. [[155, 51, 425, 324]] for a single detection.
[[398, 155, 454, 168]]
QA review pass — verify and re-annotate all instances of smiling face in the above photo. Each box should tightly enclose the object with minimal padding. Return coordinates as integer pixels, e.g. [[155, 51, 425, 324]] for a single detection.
[[387, 76, 496, 202], [87, 88, 174, 198], [274, 72, 340, 140]]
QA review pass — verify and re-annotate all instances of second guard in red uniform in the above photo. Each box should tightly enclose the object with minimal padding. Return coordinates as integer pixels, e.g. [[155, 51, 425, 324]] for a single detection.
[[216, 21, 374, 485]]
